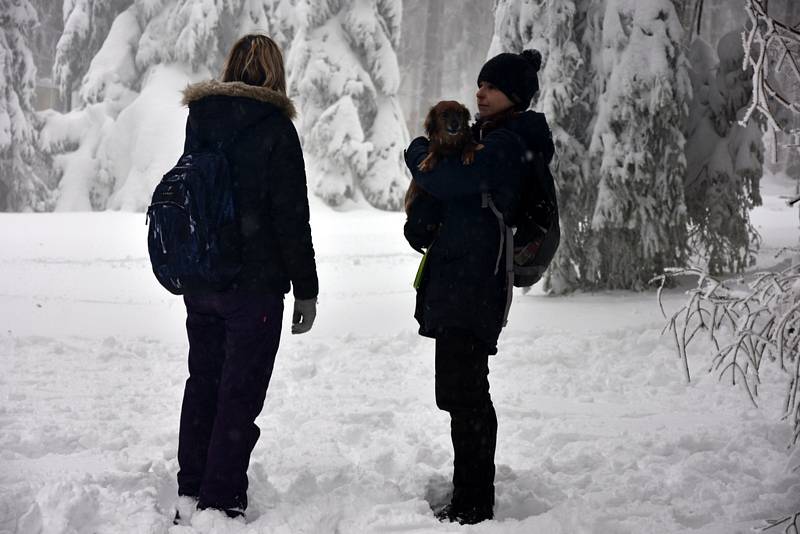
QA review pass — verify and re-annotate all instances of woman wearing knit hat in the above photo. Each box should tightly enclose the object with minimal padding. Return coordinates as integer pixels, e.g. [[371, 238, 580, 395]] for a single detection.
[[475, 49, 554, 159], [403, 49, 555, 525]]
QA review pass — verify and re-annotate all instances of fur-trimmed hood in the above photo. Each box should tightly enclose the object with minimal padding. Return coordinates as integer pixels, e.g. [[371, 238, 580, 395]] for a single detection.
[[182, 79, 296, 119]]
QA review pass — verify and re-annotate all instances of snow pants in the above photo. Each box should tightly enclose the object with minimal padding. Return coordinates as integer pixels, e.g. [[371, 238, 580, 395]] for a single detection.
[[434, 329, 497, 509], [177, 291, 283, 511]]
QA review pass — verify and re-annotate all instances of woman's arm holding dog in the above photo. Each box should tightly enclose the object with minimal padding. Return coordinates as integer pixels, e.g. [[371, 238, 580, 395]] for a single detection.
[[404, 129, 525, 198], [404, 182, 441, 254]]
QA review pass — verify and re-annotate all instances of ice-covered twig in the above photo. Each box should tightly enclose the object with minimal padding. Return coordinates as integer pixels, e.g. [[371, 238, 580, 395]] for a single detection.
[[740, 0, 800, 133], [760, 512, 800, 533], [655, 266, 800, 447]]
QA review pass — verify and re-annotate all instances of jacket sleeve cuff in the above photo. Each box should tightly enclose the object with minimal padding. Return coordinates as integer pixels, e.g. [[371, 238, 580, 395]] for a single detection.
[[404, 137, 430, 170], [292, 276, 319, 300]]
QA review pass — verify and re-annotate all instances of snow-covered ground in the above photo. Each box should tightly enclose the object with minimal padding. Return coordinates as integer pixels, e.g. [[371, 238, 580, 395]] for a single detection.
[[1, 174, 799, 534]]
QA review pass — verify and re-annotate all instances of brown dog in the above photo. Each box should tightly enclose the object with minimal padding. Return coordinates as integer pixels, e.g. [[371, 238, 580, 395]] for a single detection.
[[405, 101, 482, 213], [418, 100, 481, 172]]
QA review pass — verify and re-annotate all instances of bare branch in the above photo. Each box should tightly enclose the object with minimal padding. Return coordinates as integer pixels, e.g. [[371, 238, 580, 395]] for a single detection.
[[740, 0, 800, 133], [760, 512, 800, 532], [657, 265, 800, 450]]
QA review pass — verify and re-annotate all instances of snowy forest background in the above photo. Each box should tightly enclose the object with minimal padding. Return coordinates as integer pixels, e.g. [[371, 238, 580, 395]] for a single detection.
[[3, 1, 800, 531], [2, 0, 800, 292]]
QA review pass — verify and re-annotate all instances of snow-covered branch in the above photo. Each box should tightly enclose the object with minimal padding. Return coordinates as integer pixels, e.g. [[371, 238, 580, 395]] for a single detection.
[[740, 0, 800, 132], [654, 265, 800, 449], [761, 512, 800, 533]]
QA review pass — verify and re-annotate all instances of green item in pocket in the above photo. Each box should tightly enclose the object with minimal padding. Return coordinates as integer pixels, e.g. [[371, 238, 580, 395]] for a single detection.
[[413, 249, 429, 289]]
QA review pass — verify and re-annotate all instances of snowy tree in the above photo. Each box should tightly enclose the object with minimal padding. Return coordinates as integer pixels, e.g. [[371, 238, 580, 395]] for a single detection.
[[287, 0, 409, 210], [44, 0, 411, 212], [588, 0, 692, 289], [134, 0, 297, 75], [29, 0, 66, 110], [685, 31, 763, 275], [54, 0, 133, 110], [745, 0, 800, 185], [775, 0, 800, 179], [54, 0, 296, 103], [41, 0, 298, 211], [41, 3, 145, 211], [0, 0, 52, 211], [741, 0, 800, 131]]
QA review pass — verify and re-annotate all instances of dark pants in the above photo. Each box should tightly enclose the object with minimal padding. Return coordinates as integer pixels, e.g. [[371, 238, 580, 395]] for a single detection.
[[435, 329, 497, 509], [177, 291, 283, 511]]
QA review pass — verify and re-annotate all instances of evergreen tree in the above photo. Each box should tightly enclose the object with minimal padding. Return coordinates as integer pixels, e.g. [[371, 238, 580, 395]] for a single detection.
[[29, 0, 65, 109], [44, 0, 408, 211], [588, 0, 691, 289], [42, 0, 297, 211], [685, 32, 763, 275], [134, 0, 296, 74], [0, 0, 51, 211], [42, 2, 144, 211], [54, 0, 133, 110], [288, 0, 409, 209]]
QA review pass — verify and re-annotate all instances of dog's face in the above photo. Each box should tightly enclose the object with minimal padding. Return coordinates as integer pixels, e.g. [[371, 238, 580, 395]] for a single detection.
[[424, 101, 472, 147]]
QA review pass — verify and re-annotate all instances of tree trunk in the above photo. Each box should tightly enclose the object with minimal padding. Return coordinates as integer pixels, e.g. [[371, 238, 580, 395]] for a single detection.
[[422, 0, 443, 105]]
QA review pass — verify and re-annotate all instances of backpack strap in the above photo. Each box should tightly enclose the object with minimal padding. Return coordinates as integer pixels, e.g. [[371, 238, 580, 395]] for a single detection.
[[483, 192, 515, 327], [482, 192, 505, 275]]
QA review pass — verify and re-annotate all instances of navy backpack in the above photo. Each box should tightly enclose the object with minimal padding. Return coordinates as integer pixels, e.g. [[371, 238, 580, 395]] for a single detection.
[[146, 138, 242, 295], [511, 151, 560, 287], [485, 150, 560, 325]]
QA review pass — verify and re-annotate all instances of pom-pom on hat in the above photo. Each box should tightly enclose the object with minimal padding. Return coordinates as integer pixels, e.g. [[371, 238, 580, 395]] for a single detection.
[[477, 49, 542, 111]]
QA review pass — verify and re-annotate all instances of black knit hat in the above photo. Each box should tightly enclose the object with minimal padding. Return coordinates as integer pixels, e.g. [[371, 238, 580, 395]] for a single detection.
[[477, 49, 542, 111]]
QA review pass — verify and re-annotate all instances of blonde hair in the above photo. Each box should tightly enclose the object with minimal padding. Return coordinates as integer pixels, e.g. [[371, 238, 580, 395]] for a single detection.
[[221, 34, 287, 94]]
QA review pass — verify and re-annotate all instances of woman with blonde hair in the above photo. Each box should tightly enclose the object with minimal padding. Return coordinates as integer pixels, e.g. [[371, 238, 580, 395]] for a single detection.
[[173, 34, 318, 523]]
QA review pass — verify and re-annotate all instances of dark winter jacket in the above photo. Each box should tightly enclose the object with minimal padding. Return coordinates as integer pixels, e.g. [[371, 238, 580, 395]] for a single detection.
[[474, 110, 554, 166], [182, 80, 318, 299], [474, 110, 556, 229], [403, 128, 525, 353], [403, 110, 555, 353]]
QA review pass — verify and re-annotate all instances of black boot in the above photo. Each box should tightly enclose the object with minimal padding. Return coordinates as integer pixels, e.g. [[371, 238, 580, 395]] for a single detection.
[[450, 408, 497, 512], [435, 501, 494, 525], [196, 502, 246, 520]]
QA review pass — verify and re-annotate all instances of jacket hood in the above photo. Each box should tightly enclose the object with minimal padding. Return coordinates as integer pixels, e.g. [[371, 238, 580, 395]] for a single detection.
[[474, 110, 554, 165], [182, 79, 296, 120], [475, 110, 535, 141]]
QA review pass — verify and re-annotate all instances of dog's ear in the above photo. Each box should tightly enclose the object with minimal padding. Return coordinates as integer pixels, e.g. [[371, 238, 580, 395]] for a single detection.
[[423, 106, 437, 137], [461, 105, 471, 130]]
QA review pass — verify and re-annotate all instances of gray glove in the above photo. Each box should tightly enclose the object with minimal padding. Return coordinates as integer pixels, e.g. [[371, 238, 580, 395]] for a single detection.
[[291, 298, 317, 334]]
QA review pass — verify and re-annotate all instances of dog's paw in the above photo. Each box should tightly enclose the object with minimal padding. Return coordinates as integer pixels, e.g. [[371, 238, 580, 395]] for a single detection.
[[462, 143, 483, 165], [418, 153, 435, 172]]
